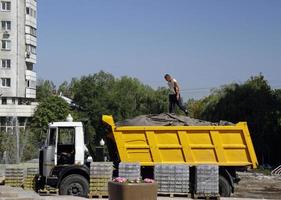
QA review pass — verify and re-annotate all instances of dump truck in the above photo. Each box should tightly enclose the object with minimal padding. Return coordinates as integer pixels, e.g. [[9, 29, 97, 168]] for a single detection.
[[38, 114, 258, 197]]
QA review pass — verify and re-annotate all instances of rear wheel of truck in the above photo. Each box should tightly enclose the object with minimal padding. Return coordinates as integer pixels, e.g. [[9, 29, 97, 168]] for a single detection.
[[59, 174, 89, 197], [219, 175, 231, 197]]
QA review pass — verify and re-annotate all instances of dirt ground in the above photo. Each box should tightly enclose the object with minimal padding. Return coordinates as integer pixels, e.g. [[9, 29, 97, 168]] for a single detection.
[[232, 172, 281, 199]]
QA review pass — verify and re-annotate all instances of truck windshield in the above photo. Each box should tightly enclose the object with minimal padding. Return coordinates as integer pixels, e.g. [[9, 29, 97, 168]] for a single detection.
[[58, 127, 75, 145]]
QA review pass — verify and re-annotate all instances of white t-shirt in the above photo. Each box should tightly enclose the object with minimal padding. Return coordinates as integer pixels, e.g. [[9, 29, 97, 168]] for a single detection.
[[167, 78, 177, 94]]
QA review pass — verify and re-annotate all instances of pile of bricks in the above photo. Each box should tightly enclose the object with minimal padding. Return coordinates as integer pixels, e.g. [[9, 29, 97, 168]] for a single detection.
[[5, 168, 24, 187], [194, 165, 219, 197], [89, 162, 113, 198], [155, 164, 190, 195], [118, 162, 141, 181], [23, 167, 38, 190]]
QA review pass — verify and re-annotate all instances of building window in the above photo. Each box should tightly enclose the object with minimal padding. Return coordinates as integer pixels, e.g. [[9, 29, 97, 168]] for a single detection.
[[33, 10, 36, 18], [30, 27, 36, 36], [1, 98, 7, 105], [26, 62, 33, 70], [26, 44, 36, 54], [26, 26, 37, 37], [26, 7, 36, 18], [1, 21, 11, 31], [1, 1, 11, 11], [1, 59, 11, 68], [1, 40, 11, 50], [1, 78, 11, 87], [26, 7, 30, 15]]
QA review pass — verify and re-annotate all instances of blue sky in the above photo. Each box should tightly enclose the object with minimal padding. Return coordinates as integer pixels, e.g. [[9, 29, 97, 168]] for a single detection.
[[37, 0, 281, 99]]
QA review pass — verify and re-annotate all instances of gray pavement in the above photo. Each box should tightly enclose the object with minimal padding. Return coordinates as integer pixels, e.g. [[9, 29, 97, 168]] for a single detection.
[[0, 186, 267, 200]]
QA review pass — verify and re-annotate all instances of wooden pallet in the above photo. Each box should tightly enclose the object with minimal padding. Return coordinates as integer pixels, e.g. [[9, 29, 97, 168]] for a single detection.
[[5, 179, 23, 187], [89, 188, 108, 192], [5, 179, 24, 182], [193, 193, 220, 200], [38, 188, 59, 196], [90, 177, 111, 182], [88, 192, 108, 199], [5, 183, 23, 187], [158, 192, 190, 198], [90, 182, 108, 186]]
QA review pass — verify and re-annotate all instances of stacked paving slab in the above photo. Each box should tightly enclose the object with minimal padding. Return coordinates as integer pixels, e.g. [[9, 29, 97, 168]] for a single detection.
[[155, 164, 189, 195], [24, 168, 38, 190], [89, 162, 113, 197], [118, 162, 141, 181], [195, 165, 219, 197], [5, 168, 24, 187]]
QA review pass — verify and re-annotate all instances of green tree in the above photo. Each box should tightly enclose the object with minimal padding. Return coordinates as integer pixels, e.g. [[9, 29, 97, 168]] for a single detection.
[[36, 80, 56, 101], [31, 95, 70, 143], [190, 74, 281, 165], [58, 78, 79, 99], [73, 71, 169, 150]]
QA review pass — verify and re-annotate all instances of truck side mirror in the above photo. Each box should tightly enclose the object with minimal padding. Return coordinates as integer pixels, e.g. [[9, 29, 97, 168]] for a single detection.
[[39, 140, 46, 148]]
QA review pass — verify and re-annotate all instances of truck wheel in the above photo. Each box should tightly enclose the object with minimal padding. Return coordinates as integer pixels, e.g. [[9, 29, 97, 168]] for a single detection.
[[219, 175, 231, 197], [59, 174, 89, 197]]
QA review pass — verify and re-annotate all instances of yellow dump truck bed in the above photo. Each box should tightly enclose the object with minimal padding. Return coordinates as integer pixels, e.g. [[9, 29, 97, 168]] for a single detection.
[[103, 115, 258, 168]]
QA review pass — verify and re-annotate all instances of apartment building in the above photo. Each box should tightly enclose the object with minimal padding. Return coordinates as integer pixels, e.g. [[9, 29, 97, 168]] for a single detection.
[[0, 0, 37, 131]]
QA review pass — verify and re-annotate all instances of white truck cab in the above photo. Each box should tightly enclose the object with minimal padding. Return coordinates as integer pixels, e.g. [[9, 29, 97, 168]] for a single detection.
[[39, 115, 90, 196]]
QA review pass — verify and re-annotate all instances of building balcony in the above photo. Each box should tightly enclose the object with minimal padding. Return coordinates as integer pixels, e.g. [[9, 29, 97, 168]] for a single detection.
[[25, 70, 36, 81], [25, 34, 37, 46], [25, 52, 36, 64], [26, 88, 36, 98], [25, 15, 37, 29], [26, 0, 37, 7], [0, 103, 38, 117]]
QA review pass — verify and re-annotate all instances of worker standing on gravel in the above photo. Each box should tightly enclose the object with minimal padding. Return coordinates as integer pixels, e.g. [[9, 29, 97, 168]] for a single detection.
[[164, 74, 188, 115]]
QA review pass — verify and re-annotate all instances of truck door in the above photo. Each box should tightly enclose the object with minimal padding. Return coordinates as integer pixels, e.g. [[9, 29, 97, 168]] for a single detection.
[[43, 127, 57, 177], [57, 127, 75, 165]]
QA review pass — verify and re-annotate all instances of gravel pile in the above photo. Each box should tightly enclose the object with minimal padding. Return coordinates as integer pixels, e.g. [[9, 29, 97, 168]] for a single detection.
[[116, 113, 233, 126]]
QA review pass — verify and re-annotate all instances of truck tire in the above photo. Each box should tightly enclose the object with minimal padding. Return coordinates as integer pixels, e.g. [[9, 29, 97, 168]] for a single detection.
[[59, 174, 89, 197], [219, 175, 231, 197]]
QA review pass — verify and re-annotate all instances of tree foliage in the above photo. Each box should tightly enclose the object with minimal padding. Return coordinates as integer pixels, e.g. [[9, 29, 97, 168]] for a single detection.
[[73, 71, 168, 145], [188, 75, 281, 165], [36, 80, 56, 101], [31, 96, 70, 142], [57, 78, 79, 99], [27, 71, 168, 159]]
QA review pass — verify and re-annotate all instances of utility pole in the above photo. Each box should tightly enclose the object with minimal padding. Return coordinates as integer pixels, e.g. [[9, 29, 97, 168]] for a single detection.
[[12, 116, 20, 164], [16, 116, 20, 164]]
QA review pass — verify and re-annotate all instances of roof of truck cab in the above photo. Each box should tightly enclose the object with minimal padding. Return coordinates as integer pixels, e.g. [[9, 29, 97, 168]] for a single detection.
[[49, 122, 83, 127]]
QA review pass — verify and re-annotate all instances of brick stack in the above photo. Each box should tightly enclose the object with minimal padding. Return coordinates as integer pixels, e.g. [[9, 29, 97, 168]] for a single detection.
[[154, 164, 189, 195], [5, 168, 24, 187], [89, 162, 113, 198], [24, 167, 38, 190], [118, 162, 141, 181], [195, 165, 219, 196]]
